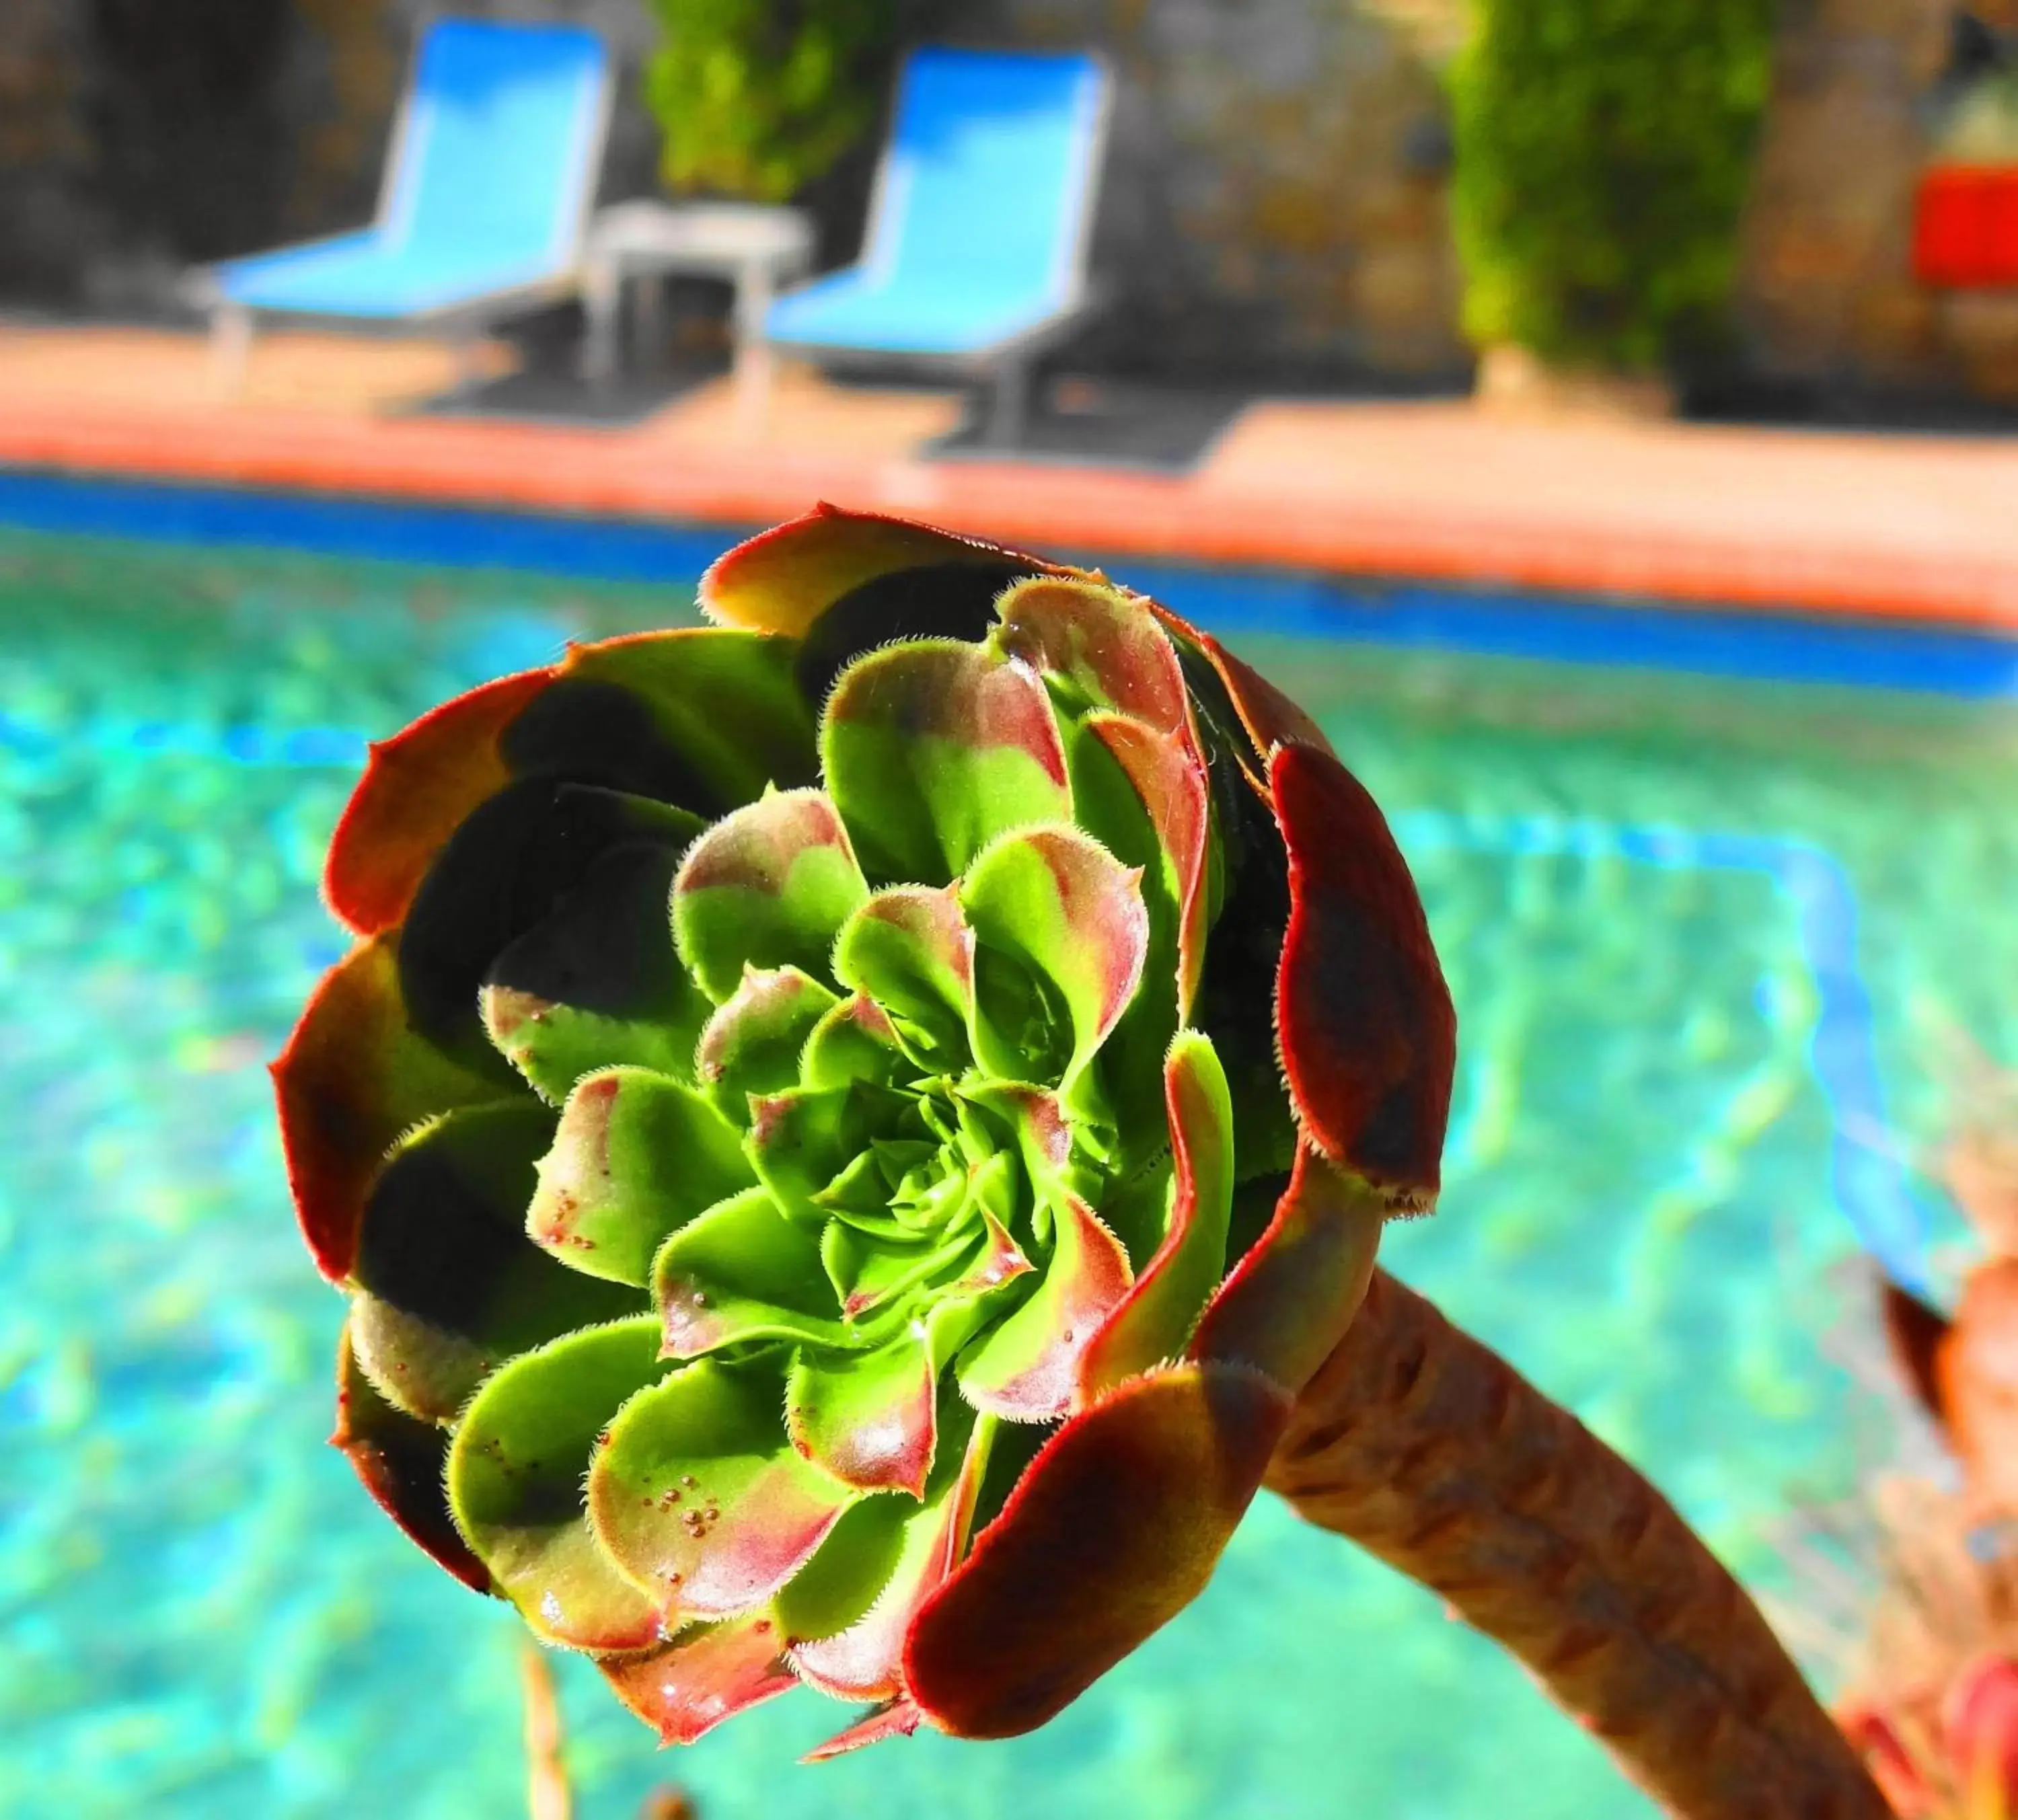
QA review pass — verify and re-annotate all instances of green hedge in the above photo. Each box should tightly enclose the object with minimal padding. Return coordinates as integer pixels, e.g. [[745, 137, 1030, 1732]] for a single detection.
[[1450, 0, 1777, 373], [644, 0, 913, 202]]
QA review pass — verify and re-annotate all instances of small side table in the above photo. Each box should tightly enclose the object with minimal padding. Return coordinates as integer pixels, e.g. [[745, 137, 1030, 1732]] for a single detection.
[[581, 200, 816, 418]]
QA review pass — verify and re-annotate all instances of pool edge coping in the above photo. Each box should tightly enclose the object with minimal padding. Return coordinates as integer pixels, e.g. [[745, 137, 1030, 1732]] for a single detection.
[[4, 390, 2017, 636]]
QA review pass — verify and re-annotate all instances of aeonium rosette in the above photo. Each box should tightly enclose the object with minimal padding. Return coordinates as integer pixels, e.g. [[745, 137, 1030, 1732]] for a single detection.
[[274, 506, 1454, 1755]]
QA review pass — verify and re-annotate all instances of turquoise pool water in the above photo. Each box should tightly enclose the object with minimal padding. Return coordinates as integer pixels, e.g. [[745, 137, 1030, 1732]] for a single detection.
[[5, 523, 2018, 1820]]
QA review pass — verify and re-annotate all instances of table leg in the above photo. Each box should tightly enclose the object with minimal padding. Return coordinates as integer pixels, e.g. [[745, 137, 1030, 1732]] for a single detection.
[[581, 256, 621, 389], [635, 272, 666, 373]]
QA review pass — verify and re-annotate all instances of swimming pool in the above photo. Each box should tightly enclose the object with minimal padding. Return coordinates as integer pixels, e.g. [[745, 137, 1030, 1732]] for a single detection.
[[4, 486, 2017, 1819]]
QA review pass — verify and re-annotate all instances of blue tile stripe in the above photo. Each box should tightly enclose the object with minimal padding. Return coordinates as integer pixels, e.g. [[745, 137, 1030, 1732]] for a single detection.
[[3, 468, 2017, 697], [1123, 559, 2018, 701], [0, 469, 739, 586]]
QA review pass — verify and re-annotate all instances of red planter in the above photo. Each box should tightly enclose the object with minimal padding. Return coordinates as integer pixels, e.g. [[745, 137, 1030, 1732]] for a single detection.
[[1914, 164, 2018, 287]]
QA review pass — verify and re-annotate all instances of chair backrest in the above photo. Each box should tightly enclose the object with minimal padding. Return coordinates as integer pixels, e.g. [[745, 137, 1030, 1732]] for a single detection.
[[379, 18, 610, 270], [864, 48, 1109, 304]]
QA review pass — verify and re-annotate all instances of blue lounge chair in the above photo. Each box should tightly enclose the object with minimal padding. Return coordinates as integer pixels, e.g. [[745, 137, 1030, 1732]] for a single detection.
[[762, 47, 1111, 444], [190, 18, 611, 391]]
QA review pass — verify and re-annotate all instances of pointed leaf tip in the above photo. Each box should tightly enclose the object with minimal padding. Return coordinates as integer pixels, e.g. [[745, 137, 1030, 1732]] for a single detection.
[[598, 1616, 797, 1746], [822, 640, 1072, 888], [802, 1697, 924, 1760], [992, 574, 1190, 736], [673, 789, 867, 1002], [700, 507, 1042, 639], [957, 1194, 1133, 1420], [324, 667, 552, 936]]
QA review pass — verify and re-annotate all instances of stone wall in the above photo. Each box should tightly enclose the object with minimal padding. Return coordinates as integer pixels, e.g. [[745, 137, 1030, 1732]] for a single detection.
[[959, 0, 1468, 381], [0, 0, 107, 299], [1736, 0, 1951, 387], [1737, 0, 2018, 402], [0, 0, 661, 309]]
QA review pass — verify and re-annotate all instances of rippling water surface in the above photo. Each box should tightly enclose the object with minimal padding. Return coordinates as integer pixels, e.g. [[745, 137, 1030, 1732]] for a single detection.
[[5, 527, 2016, 1819]]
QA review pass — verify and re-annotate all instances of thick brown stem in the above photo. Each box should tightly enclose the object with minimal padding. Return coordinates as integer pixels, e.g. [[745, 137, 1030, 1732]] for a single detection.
[[1265, 1268, 1888, 1819]]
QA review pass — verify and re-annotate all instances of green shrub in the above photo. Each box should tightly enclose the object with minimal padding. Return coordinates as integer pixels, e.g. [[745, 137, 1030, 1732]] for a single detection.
[[644, 0, 915, 202], [1450, 0, 1777, 373]]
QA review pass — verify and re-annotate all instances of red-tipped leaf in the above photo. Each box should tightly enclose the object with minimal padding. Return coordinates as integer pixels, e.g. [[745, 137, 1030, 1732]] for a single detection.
[[272, 934, 513, 1281], [905, 1361, 1290, 1738], [598, 1616, 798, 1745], [1188, 1142, 1384, 1396], [1271, 741, 1454, 1210], [324, 668, 552, 936]]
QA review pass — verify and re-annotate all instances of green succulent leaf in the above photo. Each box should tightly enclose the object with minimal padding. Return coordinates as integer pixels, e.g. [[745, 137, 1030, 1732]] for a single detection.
[[653, 1186, 854, 1357], [694, 965, 841, 1125], [955, 1192, 1133, 1420], [1084, 713, 1213, 1021], [821, 639, 1072, 886], [821, 1222, 938, 1319], [348, 1102, 640, 1423], [589, 1353, 856, 1618], [673, 788, 868, 1002], [523, 628, 819, 817], [1053, 714, 1201, 1151], [747, 1081, 911, 1229], [481, 837, 710, 1102], [959, 825, 1149, 1103], [799, 993, 903, 1090], [527, 1067, 755, 1286], [989, 575, 1191, 735], [1078, 1031, 1236, 1395], [831, 886, 976, 1071], [785, 1338, 939, 1497], [770, 1490, 914, 1646], [447, 1316, 668, 1651]]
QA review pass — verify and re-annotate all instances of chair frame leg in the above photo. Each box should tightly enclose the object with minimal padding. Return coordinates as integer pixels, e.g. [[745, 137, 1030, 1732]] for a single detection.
[[985, 356, 1031, 449]]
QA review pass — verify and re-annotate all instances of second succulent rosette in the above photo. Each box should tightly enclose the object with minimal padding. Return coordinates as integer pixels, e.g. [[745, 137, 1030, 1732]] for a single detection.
[[275, 506, 1455, 1755]]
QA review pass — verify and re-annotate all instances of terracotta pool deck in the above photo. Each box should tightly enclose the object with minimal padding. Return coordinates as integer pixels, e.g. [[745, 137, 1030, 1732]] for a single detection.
[[3, 323, 2017, 630]]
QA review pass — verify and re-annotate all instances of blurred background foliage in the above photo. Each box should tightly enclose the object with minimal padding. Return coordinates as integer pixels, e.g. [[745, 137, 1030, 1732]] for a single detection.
[[1450, 0, 1777, 373], [642, 0, 933, 202]]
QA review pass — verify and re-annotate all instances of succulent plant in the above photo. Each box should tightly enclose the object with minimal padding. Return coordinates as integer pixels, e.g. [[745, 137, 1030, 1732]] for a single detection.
[[275, 505, 1455, 1754]]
